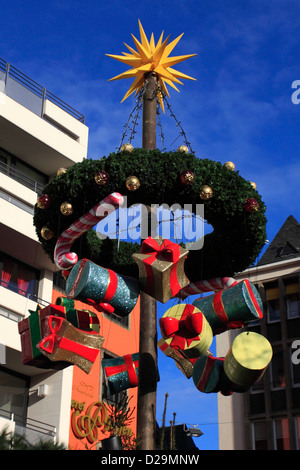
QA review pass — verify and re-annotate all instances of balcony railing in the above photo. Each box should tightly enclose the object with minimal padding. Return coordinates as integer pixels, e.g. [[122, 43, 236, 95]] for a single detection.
[[0, 160, 45, 195], [0, 57, 85, 123], [0, 408, 56, 444]]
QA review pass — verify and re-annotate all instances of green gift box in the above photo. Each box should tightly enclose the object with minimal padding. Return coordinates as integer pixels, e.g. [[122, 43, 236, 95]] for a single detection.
[[18, 299, 100, 369]]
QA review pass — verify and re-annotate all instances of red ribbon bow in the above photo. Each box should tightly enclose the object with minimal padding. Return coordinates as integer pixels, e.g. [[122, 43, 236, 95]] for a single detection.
[[141, 237, 181, 263], [159, 305, 203, 351], [39, 316, 63, 353], [39, 315, 99, 363], [140, 237, 182, 298]]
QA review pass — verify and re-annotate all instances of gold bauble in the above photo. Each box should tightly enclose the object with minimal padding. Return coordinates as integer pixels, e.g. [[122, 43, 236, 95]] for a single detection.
[[121, 143, 134, 153], [250, 181, 257, 189], [57, 167, 67, 176], [126, 176, 140, 191], [224, 161, 235, 171], [60, 201, 73, 216], [200, 185, 213, 200], [41, 226, 54, 240], [177, 145, 189, 154]]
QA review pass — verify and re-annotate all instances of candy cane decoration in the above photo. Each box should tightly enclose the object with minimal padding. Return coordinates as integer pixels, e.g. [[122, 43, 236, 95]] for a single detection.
[[54, 192, 124, 270], [178, 277, 238, 299]]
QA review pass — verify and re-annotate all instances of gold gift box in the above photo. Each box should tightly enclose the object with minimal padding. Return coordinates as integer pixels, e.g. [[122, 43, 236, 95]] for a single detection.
[[132, 237, 189, 303]]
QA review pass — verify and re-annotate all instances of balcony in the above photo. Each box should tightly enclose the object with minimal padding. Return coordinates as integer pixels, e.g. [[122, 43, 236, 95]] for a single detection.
[[0, 57, 89, 175], [0, 57, 84, 123], [0, 409, 56, 446], [0, 159, 45, 196]]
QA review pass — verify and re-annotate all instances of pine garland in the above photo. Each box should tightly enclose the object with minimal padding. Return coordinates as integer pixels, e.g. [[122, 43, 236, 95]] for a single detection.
[[33, 148, 267, 281]]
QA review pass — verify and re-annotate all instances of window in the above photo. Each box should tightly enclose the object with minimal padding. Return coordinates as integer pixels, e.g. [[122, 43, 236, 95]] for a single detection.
[[251, 421, 268, 450], [0, 366, 29, 426], [285, 280, 300, 319], [271, 349, 286, 389], [0, 253, 39, 300], [274, 418, 291, 450], [295, 417, 300, 449], [265, 283, 280, 323]]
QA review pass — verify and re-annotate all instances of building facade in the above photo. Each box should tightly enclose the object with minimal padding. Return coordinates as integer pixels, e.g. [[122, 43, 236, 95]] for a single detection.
[[0, 58, 139, 449], [217, 215, 300, 450]]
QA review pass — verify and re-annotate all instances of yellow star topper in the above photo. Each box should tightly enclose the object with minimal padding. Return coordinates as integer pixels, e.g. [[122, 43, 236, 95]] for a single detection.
[[106, 20, 196, 112]]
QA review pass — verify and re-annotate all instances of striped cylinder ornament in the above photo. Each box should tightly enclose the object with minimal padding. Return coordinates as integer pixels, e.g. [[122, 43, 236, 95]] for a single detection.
[[54, 192, 124, 270], [178, 277, 238, 299], [192, 355, 225, 393], [192, 355, 250, 395], [102, 353, 139, 394], [65, 259, 139, 317], [224, 331, 273, 388], [192, 280, 264, 335], [159, 304, 213, 358]]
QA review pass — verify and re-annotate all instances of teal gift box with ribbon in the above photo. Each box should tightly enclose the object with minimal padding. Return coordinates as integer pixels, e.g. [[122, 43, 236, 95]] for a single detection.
[[192, 280, 263, 335], [65, 259, 140, 317]]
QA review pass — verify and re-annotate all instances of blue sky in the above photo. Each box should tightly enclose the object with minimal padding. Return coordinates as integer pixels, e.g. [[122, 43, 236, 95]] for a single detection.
[[2, 0, 300, 450]]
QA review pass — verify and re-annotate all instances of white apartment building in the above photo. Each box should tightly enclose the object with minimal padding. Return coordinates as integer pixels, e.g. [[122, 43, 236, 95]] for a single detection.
[[0, 57, 88, 446], [217, 216, 300, 450]]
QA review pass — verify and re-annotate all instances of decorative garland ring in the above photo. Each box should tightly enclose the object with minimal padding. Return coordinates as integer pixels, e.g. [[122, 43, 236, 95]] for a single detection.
[[33, 148, 267, 283]]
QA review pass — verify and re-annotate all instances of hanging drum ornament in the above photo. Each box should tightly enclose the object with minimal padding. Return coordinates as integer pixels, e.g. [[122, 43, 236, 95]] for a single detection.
[[65, 259, 139, 317], [192, 280, 264, 335], [192, 355, 250, 395], [159, 304, 213, 358], [223, 331, 273, 388], [102, 353, 139, 394]]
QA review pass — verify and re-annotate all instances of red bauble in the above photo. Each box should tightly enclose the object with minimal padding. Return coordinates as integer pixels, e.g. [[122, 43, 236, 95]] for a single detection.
[[179, 170, 194, 185], [37, 194, 51, 209], [95, 170, 110, 186], [244, 198, 259, 212]]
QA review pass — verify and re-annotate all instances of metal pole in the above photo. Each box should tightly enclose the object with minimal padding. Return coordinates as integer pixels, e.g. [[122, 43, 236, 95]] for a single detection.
[[136, 72, 158, 450]]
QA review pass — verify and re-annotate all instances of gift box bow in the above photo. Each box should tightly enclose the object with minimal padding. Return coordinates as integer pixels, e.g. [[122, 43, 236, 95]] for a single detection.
[[141, 237, 181, 264], [159, 305, 204, 350], [38, 315, 99, 363]]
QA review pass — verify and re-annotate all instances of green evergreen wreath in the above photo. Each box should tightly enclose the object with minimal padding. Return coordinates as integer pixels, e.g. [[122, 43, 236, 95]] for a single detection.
[[33, 148, 267, 282]]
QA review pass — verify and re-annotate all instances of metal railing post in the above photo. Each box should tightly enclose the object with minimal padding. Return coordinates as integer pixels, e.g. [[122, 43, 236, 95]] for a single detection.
[[4, 62, 10, 93]]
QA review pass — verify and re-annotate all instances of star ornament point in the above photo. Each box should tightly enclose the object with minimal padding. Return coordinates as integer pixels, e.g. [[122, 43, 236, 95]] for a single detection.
[[106, 20, 197, 111]]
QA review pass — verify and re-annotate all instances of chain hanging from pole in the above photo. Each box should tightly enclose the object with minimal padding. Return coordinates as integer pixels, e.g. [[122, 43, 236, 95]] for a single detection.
[[117, 78, 194, 154], [117, 81, 148, 152]]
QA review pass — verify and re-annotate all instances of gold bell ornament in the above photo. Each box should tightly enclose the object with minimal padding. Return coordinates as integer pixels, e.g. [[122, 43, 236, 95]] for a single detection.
[[200, 185, 213, 200], [126, 176, 140, 191], [60, 201, 73, 216]]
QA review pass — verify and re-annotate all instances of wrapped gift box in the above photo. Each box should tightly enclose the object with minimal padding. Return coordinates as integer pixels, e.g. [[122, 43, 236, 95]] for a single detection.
[[192, 355, 249, 395], [159, 304, 213, 359], [37, 315, 104, 374], [18, 300, 100, 368], [193, 280, 264, 335], [132, 237, 189, 303], [102, 353, 139, 394], [65, 259, 139, 317]]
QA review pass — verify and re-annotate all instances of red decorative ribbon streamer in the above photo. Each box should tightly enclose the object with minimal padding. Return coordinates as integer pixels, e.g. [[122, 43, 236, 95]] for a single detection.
[[141, 237, 182, 297], [39, 316, 99, 363], [104, 354, 139, 388]]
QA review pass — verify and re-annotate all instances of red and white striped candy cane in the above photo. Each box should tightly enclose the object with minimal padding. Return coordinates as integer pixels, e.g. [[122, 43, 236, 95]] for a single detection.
[[54, 192, 124, 270], [178, 277, 238, 299]]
